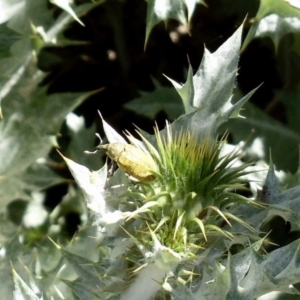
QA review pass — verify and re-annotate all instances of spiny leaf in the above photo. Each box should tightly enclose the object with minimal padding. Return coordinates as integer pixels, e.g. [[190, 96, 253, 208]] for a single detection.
[[99, 111, 127, 144], [50, 0, 85, 26], [242, 0, 300, 51], [145, 0, 187, 47], [166, 23, 259, 138]]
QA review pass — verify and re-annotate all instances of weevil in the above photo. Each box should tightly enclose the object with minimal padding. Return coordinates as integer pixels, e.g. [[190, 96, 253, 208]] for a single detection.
[[96, 143, 157, 182]]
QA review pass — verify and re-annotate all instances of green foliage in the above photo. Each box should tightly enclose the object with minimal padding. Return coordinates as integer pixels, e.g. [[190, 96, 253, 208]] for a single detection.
[[124, 80, 183, 120], [0, 0, 98, 205], [145, 0, 198, 45], [242, 0, 300, 50], [1, 0, 300, 300]]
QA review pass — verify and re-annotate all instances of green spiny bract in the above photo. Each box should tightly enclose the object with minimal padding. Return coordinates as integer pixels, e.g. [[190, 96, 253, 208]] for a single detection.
[[122, 124, 258, 260]]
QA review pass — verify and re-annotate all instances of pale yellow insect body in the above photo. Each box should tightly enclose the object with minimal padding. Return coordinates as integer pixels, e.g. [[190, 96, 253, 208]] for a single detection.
[[97, 143, 157, 182]]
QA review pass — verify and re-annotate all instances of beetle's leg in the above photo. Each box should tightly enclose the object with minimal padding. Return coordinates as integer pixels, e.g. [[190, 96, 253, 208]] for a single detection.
[[107, 160, 117, 178]]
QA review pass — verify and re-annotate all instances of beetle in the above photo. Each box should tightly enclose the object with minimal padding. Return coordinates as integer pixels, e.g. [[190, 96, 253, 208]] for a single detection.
[[96, 143, 157, 182]]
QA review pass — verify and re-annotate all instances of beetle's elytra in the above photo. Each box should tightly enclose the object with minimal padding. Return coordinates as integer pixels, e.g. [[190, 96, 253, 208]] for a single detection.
[[97, 143, 157, 182]]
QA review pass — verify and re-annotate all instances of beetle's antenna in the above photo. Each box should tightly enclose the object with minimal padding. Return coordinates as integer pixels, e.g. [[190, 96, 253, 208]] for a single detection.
[[84, 133, 103, 154], [95, 133, 103, 143]]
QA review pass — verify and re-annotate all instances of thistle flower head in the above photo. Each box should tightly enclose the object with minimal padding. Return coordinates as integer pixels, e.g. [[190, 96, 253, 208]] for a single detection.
[[120, 122, 257, 255]]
